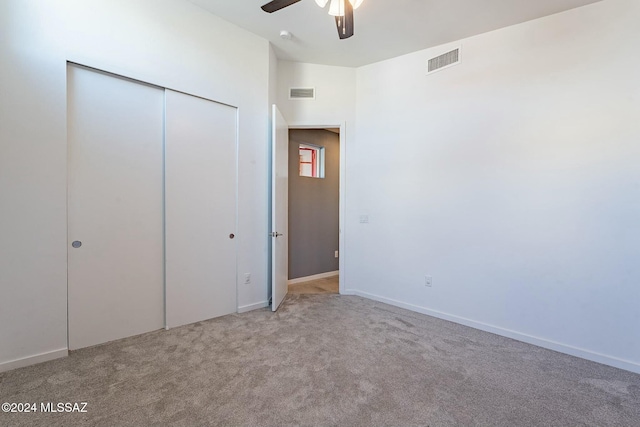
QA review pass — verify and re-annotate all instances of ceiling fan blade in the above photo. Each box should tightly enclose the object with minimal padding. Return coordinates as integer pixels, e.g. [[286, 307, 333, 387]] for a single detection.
[[261, 0, 302, 13], [334, 1, 354, 39]]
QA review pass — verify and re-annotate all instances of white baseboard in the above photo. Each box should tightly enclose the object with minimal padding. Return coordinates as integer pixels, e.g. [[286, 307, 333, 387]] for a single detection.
[[288, 270, 339, 285], [238, 301, 269, 314], [0, 348, 68, 373], [347, 289, 640, 375]]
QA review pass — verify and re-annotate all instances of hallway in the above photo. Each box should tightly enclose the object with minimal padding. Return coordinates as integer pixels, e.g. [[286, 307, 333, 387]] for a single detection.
[[288, 275, 339, 295]]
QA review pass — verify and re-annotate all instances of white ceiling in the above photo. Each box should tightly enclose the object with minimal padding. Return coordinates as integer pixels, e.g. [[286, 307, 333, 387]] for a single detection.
[[188, 0, 602, 67]]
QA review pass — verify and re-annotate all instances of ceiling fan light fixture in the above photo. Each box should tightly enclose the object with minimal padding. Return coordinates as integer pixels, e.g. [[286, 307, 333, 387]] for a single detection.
[[328, 0, 345, 17], [328, 0, 363, 16], [261, 0, 355, 39]]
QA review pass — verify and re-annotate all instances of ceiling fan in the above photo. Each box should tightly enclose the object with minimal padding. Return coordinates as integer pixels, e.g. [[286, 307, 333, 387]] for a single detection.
[[261, 0, 364, 40]]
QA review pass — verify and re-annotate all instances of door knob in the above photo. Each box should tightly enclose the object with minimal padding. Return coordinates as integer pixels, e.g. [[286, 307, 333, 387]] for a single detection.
[[229, 234, 235, 239], [72, 241, 82, 248]]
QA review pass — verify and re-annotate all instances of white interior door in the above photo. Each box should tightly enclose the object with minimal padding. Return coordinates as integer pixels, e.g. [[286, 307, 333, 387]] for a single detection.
[[165, 90, 237, 328], [271, 105, 289, 311], [67, 64, 165, 350]]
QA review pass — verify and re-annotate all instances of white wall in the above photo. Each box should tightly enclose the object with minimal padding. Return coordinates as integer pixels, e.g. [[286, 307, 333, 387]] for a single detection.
[[277, 61, 356, 127], [350, 0, 640, 373], [0, 0, 271, 371]]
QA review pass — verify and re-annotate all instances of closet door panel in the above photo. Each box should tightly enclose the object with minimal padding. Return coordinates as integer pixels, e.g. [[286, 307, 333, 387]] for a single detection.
[[67, 64, 164, 350], [165, 90, 237, 328]]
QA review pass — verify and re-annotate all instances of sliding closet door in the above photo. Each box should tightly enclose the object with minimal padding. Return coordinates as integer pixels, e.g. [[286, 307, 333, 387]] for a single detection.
[[67, 64, 164, 350], [165, 90, 237, 328]]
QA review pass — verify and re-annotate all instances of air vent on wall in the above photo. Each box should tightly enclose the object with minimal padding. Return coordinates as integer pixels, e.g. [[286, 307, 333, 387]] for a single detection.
[[427, 47, 461, 75], [289, 87, 315, 100]]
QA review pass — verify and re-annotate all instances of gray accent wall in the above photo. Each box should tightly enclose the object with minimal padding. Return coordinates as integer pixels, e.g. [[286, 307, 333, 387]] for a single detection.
[[288, 129, 339, 280]]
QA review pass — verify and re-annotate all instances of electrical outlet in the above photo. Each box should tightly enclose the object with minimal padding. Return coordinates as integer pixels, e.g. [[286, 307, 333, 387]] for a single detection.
[[334, 250, 339, 258], [425, 276, 433, 287], [244, 273, 251, 284], [359, 215, 369, 224]]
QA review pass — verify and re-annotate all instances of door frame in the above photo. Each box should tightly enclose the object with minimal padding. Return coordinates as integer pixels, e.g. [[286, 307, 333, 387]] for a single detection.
[[287, 122, 346, 294]]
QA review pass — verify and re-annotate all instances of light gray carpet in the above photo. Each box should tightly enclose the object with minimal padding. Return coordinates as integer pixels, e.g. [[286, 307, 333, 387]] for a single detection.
[[1, 294, 639, 426]]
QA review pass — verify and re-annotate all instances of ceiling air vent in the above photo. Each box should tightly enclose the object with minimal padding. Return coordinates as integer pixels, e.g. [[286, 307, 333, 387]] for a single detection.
[[427, 47, 461, 75], [289, 87, 315, 100]]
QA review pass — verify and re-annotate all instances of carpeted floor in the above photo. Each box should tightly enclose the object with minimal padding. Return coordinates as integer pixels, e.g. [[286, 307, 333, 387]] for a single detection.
[[1, 293, 639, 426]]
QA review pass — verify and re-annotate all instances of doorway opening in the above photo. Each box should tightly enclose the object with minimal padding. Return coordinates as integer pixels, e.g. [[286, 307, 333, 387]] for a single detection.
[[287, 128, 340, 295], [269, 108, 346, 310]]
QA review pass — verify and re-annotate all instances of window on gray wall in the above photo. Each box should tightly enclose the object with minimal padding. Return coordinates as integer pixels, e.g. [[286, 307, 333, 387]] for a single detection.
[[299, 143, 325, 178]]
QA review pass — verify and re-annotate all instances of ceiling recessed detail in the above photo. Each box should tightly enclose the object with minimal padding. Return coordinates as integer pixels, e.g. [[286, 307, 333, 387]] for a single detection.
[[188, 0, 603, 67]]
